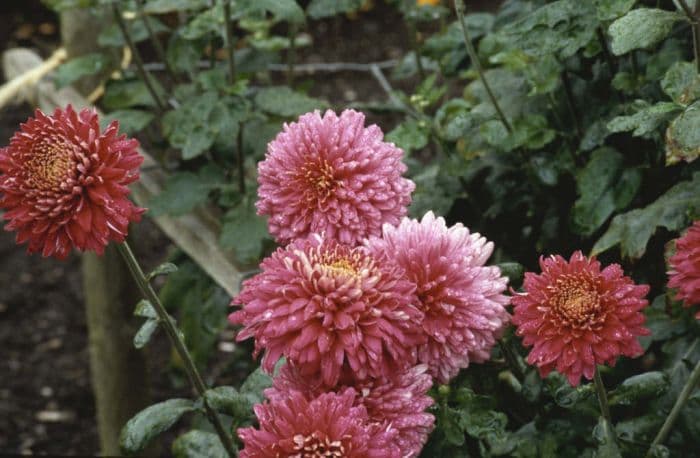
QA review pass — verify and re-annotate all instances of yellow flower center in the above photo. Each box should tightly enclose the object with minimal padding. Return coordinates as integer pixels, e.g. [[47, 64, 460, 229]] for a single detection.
[[300, 160, 340, 202], [25, 140, 76, 190], [549, 276, 601, 328]]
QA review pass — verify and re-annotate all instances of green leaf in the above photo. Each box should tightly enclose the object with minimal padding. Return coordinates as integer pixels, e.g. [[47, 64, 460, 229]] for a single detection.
[[42, 0, 95, 11], [147, 263, 178, 281], [306, 0, 363, 19], [386, 120, 430, 154], [240, 366, 274, 404], [497, 262, 525, 287], [255, 86, 325, 117], [53, 53, 108, 88], [134, 300, 157, 319], [133, 319, 159, 349], [609, 372, 669, 406], [572, 148, 641, 235], [143, 0, 209, 13], [593, 0, 636, 21], [242, 0, 305, 24], [148, 173, 212, 216], [172, 430, 229, 458], [665, 101, 700, 165], [661, 61, 700, 105], [99, 17, 169, 47], [607, 101, 681, 137], [608, 8, 683, 56], [101, 109, 154, 136], [593, 417, 622, 458], [120, 399, 195, 454], [204, 386, 256, 420], [103, 79, 165, 110], [592, 172, 700, 258], [220, 202, 269, 265]]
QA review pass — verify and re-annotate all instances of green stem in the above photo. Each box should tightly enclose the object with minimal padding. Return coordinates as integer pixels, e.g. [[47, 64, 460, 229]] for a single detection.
[[453, 0, 511, 132], [560, 70, 582, 141], [594, 368, 618, 446], [111, 3, 166, 113], [223, 0, 236, 85], [287, 24, 297, 86], [237, 124, 245, 195], [116, 242, 237, 458], [409, 21, 426, 81], [677, 0, 700, 74], [136, 0, 179, 85], [646, 338, 700, 457]]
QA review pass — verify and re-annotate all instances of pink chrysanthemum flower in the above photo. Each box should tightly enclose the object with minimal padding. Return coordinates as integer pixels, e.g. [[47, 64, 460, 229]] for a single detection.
[[366, 211, 511, 383], [238, 388, 400, 458], [229, 234, 423, 386], [266, 363, 435, 458], [512, 251, 650, 386], [668, 221, 700, 318], [0, 106, 144, 259], [256, 109, 415, 246]]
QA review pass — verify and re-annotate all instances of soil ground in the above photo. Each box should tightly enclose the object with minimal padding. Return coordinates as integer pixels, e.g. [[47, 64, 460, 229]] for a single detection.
[[0, 0, 497, 455]]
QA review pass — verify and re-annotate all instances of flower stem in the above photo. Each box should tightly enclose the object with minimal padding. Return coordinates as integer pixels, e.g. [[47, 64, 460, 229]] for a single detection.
[[116, 242, 237, 458], [237, 124, 245, 195], [135, 0, 179, 85], [678, 0, 700, 74], [111, 3, 166, 113], [287, 23, 297, 86], [453, 0, 511, 133], [223, 0, 236, 85], [646, 338, 700, 456], [594, 368, 617, 446]]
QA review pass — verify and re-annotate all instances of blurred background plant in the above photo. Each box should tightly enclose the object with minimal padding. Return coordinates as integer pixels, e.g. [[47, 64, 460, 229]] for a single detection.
[[1, 0, 699, 456]]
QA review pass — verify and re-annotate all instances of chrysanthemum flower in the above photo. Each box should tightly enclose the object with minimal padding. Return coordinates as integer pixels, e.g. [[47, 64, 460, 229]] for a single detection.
[[512, 251, 650, 386], [668, 221, 700, 318], [366, 211, 510, 383], [0, 106, 144, 259], [265, 363, 435, 458], [238, 388, 400, 458], [229, 234, 423, 386], [256, 109, 415, 246]]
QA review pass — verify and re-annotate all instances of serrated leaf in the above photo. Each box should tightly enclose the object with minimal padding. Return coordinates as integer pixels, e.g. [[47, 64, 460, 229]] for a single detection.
[[255, 86, 324, 117], [134, 299, 157, 319], [119, 399, 195, 454], [661, 61, 700, 105], [592, 172, 700, 258], [172, 430, 229, 458], [101, 110, 154, 136], [204, 386, 256, 420], [240, 366, 273, 404], [609, 372, 669, 406], [608, 8, 683, 56], [99, 17, 169, 47], [607, 101, 681, 137], [593, 0, 636, 21], [148, 172, 212, 216], [572, 147, 641, 235], [220, 203, 269, 265], [665, 101, 700, 165], [307, 0, 363, 19], [147, 263, 178, 281], [103, 80, 165, 110], [497, 262, 525, 286], [54, 53, 108, 88], [386, 120, 430, 153], [133, 319, 159, 349]]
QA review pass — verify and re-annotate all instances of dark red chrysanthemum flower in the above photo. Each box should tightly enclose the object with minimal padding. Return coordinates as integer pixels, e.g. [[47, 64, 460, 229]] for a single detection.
[[668, 221, 700, 318], [256, 109, 415, 246], [238, 388, 400, 458], [229, 234, 424, 387], [265, 362, 435, 458], [511, 251, 650, 386], [0, 106, 144, 259]]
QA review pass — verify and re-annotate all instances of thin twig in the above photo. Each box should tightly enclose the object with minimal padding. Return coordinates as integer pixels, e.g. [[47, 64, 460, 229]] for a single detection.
[[646, 338, 700, 456], [116, 242, 237, 458], [677, 0, 700, 73], [223, 0, 236, 85], [453, 0, 511, 132], [136, 0, 179, 85], [111, 3, 166, 113]]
